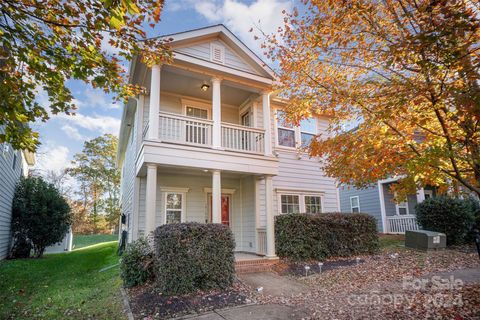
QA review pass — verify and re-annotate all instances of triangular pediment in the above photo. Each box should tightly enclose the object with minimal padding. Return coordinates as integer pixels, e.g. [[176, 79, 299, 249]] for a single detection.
[[161, 25, 275, 80]]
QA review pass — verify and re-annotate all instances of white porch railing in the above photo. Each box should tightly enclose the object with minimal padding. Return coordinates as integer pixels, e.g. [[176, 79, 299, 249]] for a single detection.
[[387, 215, 420, 234], [142, 121, 149, 138], [157, 112, 266, 154], [159, 112, 213, 146], [256, 228, 267, 256], [221, 123, 265, 154]]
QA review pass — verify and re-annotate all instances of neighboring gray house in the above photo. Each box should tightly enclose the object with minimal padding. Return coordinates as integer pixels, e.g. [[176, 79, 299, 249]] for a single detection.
[[0, 132, 35, 259], [339, 177, 437, 234]]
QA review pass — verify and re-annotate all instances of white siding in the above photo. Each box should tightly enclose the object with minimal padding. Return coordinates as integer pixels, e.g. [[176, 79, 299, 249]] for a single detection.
[[255, 107, 339, 227], [136, 172, 257, 252], [121, 107, 138, 242], [0, 127, 23, 259], [175, 40, 257, 74], [143, 92, 241, 128]]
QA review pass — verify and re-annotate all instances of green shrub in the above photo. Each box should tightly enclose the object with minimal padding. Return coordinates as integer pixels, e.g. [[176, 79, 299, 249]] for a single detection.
[[415, 196, 475, 245], [275, 213, 379, 261], [153, 223, 235, 295], [120, 238, 155, 287], [11, 176, 71, 258]]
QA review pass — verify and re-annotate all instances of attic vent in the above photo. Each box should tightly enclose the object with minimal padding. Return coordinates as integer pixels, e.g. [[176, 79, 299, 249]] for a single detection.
[[210, 43, 225, 64]]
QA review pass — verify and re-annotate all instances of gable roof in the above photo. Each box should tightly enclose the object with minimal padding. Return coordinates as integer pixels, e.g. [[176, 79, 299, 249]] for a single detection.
[[157, 24, 276, 80]]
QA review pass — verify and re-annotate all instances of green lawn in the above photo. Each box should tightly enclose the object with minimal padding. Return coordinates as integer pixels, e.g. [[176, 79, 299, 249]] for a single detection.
[[0, 242, 125, 319], [73, 234, 118, 249], [379, 234, 405, 249]]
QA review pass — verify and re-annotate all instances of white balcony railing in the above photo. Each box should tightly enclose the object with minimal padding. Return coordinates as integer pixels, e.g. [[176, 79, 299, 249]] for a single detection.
[[387, 215, 420, 234], [157, 112, 266, 154], [222, 123, 265, 154], [159, 112, 213, 146], [256, 228, 267, 256]]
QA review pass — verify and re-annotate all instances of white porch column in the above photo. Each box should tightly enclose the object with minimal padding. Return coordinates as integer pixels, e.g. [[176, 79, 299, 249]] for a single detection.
[[212, 170, 222, 223], [148, 64, 161, 140], [416, 187, 426, 203], [145, 164, 157, 235], [212, 78, 222, 148], [265, 175, 276, 258], [262, 92, 272, 156]]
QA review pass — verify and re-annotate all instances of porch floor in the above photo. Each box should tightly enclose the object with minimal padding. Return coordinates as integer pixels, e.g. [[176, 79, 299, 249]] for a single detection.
[[234, 252, 266, 262]]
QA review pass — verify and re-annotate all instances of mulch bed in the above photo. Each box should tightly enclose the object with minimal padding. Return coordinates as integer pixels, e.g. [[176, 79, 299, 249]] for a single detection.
[[274, 258, 365, 277], [127, 281, 252, 319], [254, 247, 480, 319]]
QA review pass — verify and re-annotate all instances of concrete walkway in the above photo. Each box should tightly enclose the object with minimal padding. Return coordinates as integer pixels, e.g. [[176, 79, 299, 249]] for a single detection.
[[238, 272, 308, 297], [421, 268, 480, 284], [178, 304, 309, 320]]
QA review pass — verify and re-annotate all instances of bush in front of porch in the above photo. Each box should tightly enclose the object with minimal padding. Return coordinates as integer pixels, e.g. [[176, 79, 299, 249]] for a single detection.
[[275, 213, 379, 261], [415, 196, 476, 245], [153, 223, 236, 295]]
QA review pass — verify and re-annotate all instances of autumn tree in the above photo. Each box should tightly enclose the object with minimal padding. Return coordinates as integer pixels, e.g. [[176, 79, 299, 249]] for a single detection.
[[0, 0, 171, 151], [68, 134, 120, 233], [264, 0, 480, 198]]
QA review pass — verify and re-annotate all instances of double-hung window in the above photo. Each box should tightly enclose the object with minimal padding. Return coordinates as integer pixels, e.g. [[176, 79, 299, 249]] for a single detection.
[[350, 196, 360, 213], [395, 194, 409, 215], [280, 194, 323, 214], [276, 110, 296, 148], [305, 195, 322, 214], [276, 110, 317, 148], [280, 195, 300, 214], [165, 192, 184, 224], [300, 118, 316, 147]]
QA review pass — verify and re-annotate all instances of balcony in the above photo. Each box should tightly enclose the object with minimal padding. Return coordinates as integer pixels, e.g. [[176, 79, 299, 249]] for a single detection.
[[157, 112, 265, 154]]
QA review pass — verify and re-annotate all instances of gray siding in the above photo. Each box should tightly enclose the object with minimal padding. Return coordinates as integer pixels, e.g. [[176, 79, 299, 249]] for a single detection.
[[0, 129, 23, 259], [383, 182, 418, 216], [339, 184, 384, 232]]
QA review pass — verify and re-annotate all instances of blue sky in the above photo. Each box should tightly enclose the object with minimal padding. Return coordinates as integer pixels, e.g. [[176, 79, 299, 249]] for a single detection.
[[34, 0, 294, 174]]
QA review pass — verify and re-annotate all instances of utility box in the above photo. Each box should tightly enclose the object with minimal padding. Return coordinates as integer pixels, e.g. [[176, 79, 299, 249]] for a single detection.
[[405, 230, 446, 251]]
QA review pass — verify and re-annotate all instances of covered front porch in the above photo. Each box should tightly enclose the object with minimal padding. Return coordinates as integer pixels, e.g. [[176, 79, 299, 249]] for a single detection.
[[379, 178, 437, 234], [134, 165, 275, 257]]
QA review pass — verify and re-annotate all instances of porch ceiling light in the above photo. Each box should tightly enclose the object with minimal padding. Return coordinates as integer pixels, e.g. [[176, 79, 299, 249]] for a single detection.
[[200, 83, 210, 91]]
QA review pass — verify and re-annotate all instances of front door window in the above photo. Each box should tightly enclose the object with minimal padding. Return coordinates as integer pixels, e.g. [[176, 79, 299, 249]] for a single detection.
[[208, 194, 230, 226]]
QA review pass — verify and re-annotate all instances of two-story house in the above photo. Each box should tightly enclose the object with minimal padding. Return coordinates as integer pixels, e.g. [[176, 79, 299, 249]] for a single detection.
[[117, 25, 339, 259]]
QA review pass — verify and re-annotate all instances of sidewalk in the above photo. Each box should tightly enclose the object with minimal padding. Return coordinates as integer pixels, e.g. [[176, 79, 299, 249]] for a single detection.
[[177, 304, 309, 320]]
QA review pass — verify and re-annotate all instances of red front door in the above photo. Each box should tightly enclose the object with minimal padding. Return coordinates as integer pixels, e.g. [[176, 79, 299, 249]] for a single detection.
[[221, 196, 230, 226], [209, 194, 230, 226]]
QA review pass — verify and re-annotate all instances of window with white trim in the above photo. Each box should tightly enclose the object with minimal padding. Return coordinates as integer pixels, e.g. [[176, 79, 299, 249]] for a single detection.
[[276, 110, 317, 148], [186, 106, 208, 119], [395, 195, 409, 215], [280, 193, 323, 214], [165, 192, 184, 224], [350, 196, 360, 213], [276, 110, 296, 147], [280, 195, 300, 214], [305, 195, 322, 214], [424, 190, 433, 199], [300, 118, 317, 147]]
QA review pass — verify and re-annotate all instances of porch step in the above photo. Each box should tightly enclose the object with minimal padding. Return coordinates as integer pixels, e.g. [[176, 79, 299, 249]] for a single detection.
[[235, 258, 280, 274]]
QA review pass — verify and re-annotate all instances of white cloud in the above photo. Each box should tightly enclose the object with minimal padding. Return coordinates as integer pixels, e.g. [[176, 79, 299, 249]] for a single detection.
[[61, 124, 89, 141], [77, 88, 120, 110], [58, 112, 121, 137], [35, 144, 70, 174], [178, 0, 293, 53]]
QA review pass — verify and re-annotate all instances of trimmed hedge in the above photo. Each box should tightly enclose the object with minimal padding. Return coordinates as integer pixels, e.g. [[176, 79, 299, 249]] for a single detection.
[[415, 196, 475, 245], [275, 213, 379, 261], [153, 223, 235, 295], [120, 237, 155, 287]]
